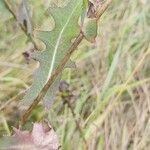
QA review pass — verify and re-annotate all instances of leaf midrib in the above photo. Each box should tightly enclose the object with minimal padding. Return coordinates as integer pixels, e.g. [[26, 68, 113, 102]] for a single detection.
[[47, 1, 81, 81]]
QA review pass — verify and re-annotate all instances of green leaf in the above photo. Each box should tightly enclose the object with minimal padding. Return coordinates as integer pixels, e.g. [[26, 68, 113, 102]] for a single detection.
[[43, 74, 61, 108], [81, 0, 89, 25], [83, 18, 97, 42], [22, 0, 83, 106], [83, 0, 89, 8]]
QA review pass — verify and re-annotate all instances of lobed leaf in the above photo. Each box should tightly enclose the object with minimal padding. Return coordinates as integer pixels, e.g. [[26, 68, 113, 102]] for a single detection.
[[22, 0, 83, 107]]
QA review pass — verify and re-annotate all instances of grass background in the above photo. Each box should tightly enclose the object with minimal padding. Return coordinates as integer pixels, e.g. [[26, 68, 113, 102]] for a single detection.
[[0, 0, 150, 149]]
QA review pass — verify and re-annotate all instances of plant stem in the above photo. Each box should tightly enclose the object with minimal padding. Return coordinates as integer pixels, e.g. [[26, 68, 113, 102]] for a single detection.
[[4, 0, 113, 126], [20, 0, 113, 126], [96, 0, 112, 19], [20, 33, 84, 126], [4, 0, 38, 50], [62, 93, 87, 148]]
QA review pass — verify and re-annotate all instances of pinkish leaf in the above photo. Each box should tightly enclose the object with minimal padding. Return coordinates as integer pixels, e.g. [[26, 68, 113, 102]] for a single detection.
[[0, 122, 59, 150]]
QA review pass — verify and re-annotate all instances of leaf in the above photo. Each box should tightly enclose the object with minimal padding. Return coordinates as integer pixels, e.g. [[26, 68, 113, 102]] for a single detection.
[[83, 18, 97, 43], [0, 122, 59, 150], [22, 0, 82, 107], [81, 0, 89, 26], [17, 0, 32, 35], [87, 1, 96, 18], [81, 0, 98, 42], [43, 60, 76, 108], [43, 74, 61, 109]]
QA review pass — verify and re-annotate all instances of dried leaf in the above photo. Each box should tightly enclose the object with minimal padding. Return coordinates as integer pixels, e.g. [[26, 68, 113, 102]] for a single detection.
[[87, 1, 96, 18], [17, 0, 32, 35], [0, 122, 59, 150]]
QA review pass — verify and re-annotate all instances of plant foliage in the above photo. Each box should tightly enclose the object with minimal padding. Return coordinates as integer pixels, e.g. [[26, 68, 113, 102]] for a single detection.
[[22, 0, 83, 107]]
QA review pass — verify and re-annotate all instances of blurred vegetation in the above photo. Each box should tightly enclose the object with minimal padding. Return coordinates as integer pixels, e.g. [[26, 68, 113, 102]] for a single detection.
[[0, 0, 150, 149]]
